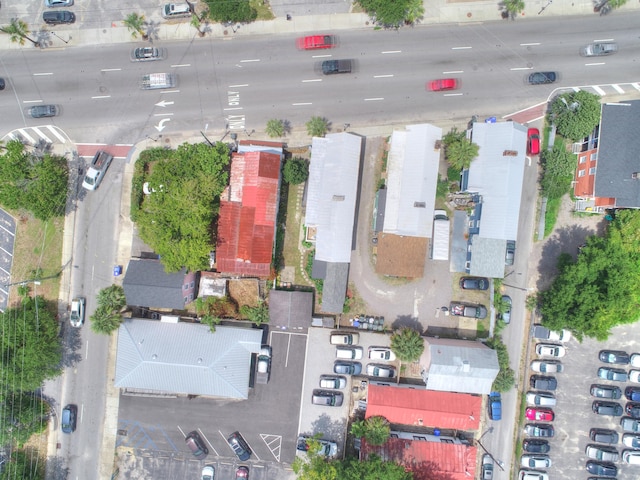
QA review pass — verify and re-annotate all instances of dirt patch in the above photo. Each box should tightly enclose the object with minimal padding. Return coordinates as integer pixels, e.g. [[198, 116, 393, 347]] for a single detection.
[[228, 278, 260, 308]]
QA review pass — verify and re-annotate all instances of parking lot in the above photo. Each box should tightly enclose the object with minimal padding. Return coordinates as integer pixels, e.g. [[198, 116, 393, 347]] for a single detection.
[[116, 329, 306, 479], [526, 324, 640, 479]]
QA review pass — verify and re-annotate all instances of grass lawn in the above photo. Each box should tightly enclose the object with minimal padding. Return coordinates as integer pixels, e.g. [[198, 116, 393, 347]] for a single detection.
[[282, 183, 312, 286]]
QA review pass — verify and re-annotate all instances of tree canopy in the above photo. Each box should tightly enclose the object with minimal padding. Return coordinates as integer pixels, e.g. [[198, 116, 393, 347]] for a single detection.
[[486, 336, 515, 392], [351, 416, 390, 446], [134, 142, 230, 272], [91, 285, 127, 335], [0, 296, 62, 392], [540, 144, 575, 199], [0, 450, 44, 480], [205, 0, 257, 23], [550, 91, 601, 141], [390, 327, 424, 362], [293, 450, 411, 480], [539, 210, 640, 340], [306, 117, 330, 137], [0, 140, 69, 220], [283, 157, 309, 185], [443, 128, 479, 170], [0, 392, 49, 447], [357, 0, 424, 27]]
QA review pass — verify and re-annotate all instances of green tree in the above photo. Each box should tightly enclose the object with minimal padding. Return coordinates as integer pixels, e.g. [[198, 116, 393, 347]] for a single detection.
[[340, 455, 413, 480], [350, 416, 390, 446], [550, 91, 601, 141], [200, 314, 221, 332], [292, 454, 339, 480], [240, 301, 269, 326], [266, 119, 285, 138], [357, 0, 416, 27], [123, 13, 146, 39], [136, 142, 230, 272], [446, 138, 480, 170], [306, 117, 330, 137], [0, 392, 49, 447], [601, 0, 628, 11], [205, 0, 257, 23], [0, 18, 39, 47], [97, 284, 127, 313], [0, 297, 62, 392], [486, 336, 515, 392], [540, 145, 575, 199], [390, 327, 424, 362], [539, 210, 640, 340], [90, 306, 124, 335], [283, 157, 309, 185], [405, 0, 425, 24], [25, 155, 69, 220], [501, 0, 525, 18], [0, 450, 44, 480]]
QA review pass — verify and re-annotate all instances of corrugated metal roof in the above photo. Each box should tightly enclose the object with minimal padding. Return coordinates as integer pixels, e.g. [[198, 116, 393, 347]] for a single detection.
[[216, 150, 281, 277], [366, 385, 481, 430], [384, 124, 442, 237], [306, 133, 362, 263], [115, 320, 262, 398], [422, 338, 499, 395], [466, 122, 527, 240], [362, 438, 477, 480]]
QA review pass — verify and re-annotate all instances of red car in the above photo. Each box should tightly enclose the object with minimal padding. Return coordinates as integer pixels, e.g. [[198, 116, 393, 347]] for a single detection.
[[427, 78, 459, 92], [235, 466, 249, 479], [296, 35, 337, 50], [526, 407, 554, 421], [527, 128, 540, 155]]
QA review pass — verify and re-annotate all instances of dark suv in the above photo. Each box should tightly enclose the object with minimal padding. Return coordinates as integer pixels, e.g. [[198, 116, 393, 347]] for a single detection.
[[227, 431, 251, 461], [185, 431, 208, 459], [43, 11, 76, 24], [589, 428, 619, 445], [592, 401, 623, 416], [530, 375, 557, 391], [29, 104, 58, 118], [61, 404, 77, 433]]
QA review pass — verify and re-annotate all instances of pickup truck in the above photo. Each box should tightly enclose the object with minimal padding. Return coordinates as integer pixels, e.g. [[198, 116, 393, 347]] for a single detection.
[[450, 302, 487, 319], [82, 150, 113, 191], [488, 392, 502, 420], [297, 35, 336, 50], [321, 59, 352, 75]]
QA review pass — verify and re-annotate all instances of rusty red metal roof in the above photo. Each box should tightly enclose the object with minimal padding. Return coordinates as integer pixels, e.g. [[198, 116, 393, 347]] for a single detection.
[[361, 438, 477, 480], [216, 151, 281, 277], [366, 384, 481, 431]]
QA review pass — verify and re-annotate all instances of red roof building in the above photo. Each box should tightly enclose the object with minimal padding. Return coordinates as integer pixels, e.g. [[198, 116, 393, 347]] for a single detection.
[[361, 437, 477, 480], [366, 385, 481, 431], [216, 150, 281, 277]]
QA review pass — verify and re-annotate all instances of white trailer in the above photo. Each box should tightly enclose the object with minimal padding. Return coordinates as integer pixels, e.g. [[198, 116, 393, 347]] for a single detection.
[[432, 210, 450, 261]]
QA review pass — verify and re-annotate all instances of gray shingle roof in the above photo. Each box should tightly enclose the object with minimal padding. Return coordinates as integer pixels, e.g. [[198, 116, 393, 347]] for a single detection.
[[321, 262, 350, 314], [594, 101, 640, 207], [122, 258, 187, 309], [115, 320, 262, 398]]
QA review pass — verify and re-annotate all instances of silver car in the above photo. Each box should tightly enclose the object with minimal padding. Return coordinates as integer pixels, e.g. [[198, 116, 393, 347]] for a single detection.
[[366, 363, 396, 378], [131, 47, 166, 62], [70, 297, 85, 327], [45, 0, 73, 6], [581, 43, 618, 57]]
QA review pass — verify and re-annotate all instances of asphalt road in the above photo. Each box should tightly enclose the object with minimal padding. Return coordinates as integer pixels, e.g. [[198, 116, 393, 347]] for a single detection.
[[1, 13, 640, 144]]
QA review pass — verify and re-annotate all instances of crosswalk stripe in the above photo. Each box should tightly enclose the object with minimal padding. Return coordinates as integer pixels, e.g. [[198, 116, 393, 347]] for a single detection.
[[46, 126, 67, 143], [572, 87, 580, 92], [611, 84, 625, 94], [6, 133, 18, 141], [31, 127, 53, 143], [631, 83, 640, 92], [592, 85, 606, 95], [17, 129, 36, 144]]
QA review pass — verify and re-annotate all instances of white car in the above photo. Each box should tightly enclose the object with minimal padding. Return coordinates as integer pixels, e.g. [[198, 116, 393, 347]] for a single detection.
[[257, 346, 271, 374], [368, 347, 396, 361], [531, 360, 564, 373], [366, 363, 396, 378], [536, 344, 566, 358], [623, 450, 640, 465], [631, 353, 640, 367], [70, 297, 86, 327], [520, 455, 552, 468], [518, 470, 549, 480], [296, 436, 338, 457], [547, 329, 571, 342], [629, 370, 640, 383], [526, 392, 556, 407], [201, 465, 215, 480]]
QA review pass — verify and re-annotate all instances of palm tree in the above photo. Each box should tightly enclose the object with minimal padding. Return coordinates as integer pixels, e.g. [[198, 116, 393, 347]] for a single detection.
[[405, 0, 425, 24], [390, 327, 424, 362], [446, 139, 480, 170], [97, 284, 127, 313], [266, 119, 285, 138], [123, 13, 147, 39], [90, 306, 123, 335], [0, 18, 39, 47], [306, 116, 330, 137], [501, 0, 525, 19]]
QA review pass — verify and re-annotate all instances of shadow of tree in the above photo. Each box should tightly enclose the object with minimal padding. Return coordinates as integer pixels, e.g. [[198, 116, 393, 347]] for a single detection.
[[304, 412, 347, 445], [391, 314, 424, 335], [46, 455, 70, 480], [144, 20, 160, 43]]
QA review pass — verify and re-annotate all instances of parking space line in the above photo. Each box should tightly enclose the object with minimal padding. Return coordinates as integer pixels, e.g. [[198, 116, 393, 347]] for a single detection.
[[198, 429, 218, 456], [260, 433, 282, 462], [177, 425, 186, 437], [286, 333, 292, 368], [296, 333, 312, 439]]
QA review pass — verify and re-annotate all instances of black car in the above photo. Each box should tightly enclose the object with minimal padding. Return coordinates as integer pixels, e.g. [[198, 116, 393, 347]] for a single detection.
[[524, 423, 554, 437], [530, 375, 557, 391], [185, 431, 208, 459], [592, 401, 623, 416], [599, 350, 630, 365], [61, 404, 77, 433], [528, 71, 557, 85], [589, 428, 619, 445], [585, 461, 617, 477], [0, 77, 5, 90], [29, 104, 58, 118], [43, 11, 75, 24], [459, 276, 489, 290], [523, 439, 550, 453], [626, 387, 640, 402], [591, 384, 622, 399], [227, 431, 251, 461], [626, 402, 640, 419]]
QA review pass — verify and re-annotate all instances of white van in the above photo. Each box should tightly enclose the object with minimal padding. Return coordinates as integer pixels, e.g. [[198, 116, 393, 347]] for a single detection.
[[330, 333, 359, 345], [162, 3, 191, 18], [336, 347, 363, 360]]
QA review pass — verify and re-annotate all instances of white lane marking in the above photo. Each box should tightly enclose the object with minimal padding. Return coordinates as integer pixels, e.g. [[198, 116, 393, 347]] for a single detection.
[[510, 67, 533, 71], [100, 68, 121, 72], [612, 84, 625, 94], [520, 43, 541, 46], [47, 126, 67, 143], [593, 85, 606, 95], [177, 425, 186, 437], [302, 79, 322, 83], [85, 339, 89, 360], [593, 38, 614, 42], [155, 100, 174, 107], [153, 113, 174, 116], [292, 102, 312, 106], [170, 64, 191, 68], [223, 107, 243, 111], [91, 95, 111, 99], [373, 74, 394, 78], [364, 97, 384, 101], [23, 99, 43, 104], [444, 93, 464, 97], [115, 143, 134, 147], [312, 54, 332, 58], [229, 84, 249, 88], [443, 70, 463, 74], [572, 86, 580, 92], [240, 59, 260, 63], [33, 72, 53, 76], [452, 46, 472, 50], [160, 90, 180, 94], [585, 62, 606, 66], [17, 129, 36, 143], [32, 127, 52, 142], [382, 50, 401, 54]]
